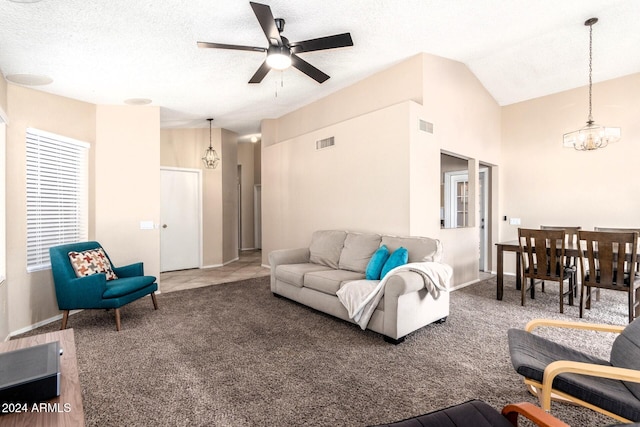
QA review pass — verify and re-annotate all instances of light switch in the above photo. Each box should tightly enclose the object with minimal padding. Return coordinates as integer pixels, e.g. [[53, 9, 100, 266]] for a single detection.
[[139, 221, 154, 230]]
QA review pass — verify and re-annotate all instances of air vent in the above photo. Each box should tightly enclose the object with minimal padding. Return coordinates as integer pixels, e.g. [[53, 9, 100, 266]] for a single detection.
[[419, 119, 434, 134], [316, 136, 335, 150]]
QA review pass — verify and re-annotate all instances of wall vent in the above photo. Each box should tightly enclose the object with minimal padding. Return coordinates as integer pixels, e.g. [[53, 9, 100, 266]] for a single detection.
[[419, 119, 434, 134], [316, 136, 335, 150]]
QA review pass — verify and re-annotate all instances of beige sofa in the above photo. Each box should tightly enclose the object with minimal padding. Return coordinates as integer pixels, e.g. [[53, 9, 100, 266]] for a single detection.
[[268, 230, 451, 344]]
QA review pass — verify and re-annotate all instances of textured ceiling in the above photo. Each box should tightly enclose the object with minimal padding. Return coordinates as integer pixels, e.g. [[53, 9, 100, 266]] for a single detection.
[[1, 0, 639, 139]]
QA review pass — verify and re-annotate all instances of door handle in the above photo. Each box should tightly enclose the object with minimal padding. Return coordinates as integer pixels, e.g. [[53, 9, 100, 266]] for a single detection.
[[162, 224, 168, 229]]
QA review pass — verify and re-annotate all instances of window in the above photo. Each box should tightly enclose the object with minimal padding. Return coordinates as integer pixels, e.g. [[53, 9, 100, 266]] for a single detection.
[[26, 128, 89, 272]]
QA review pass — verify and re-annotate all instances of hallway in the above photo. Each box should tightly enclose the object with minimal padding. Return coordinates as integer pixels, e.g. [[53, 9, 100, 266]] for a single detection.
[[159, 250, 269, 293]]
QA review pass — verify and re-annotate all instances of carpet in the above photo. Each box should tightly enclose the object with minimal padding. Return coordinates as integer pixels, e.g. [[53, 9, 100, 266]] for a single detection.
[[17, 275, 629, 426]]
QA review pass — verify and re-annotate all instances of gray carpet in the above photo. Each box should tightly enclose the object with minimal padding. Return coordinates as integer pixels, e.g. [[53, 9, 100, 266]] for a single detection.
[[18, 275, 630, 426]]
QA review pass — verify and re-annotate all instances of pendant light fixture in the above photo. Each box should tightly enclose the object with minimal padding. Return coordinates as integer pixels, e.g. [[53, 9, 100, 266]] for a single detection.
[[563, 18, 620, 151], [202, 118, 220, 169]]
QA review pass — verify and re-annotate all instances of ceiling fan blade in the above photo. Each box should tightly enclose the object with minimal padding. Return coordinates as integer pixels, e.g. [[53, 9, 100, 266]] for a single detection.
[[290, 54, 330, 83], [197, 41, 266, 52], [249, 60, 271, 84], [250, 2, 282, 46], [289, 33, 353, 53]]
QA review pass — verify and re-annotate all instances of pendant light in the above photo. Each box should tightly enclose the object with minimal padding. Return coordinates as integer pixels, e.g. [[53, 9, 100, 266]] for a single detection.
[[563, 18, 621, 151], [202, 118, 220, 169]]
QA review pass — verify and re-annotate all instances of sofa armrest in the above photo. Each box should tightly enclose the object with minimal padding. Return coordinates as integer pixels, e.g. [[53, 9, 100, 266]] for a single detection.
[[385, 271, 425, 297], [268, 248, 310, 268], [113, 262, 144, 278], [55, 274, 108, 309]]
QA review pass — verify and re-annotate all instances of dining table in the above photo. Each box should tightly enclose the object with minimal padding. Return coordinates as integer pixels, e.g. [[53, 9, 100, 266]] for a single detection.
[[495, 239, 640, 300]]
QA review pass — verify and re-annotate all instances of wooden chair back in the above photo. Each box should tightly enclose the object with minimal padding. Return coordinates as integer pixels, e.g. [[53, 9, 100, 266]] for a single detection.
[[518, 228, 566, 282], [541, 226, 581, 245], [579, 230, 638, 289]]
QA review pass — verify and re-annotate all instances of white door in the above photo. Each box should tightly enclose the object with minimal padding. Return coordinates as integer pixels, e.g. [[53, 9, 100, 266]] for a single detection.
[[479, 168, 489, 271], [160, 168, 201, 272]]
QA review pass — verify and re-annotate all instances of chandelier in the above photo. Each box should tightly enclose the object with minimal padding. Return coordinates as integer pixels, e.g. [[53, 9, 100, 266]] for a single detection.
[[202, 118, 220, 169], [563, 18, 620, 151]]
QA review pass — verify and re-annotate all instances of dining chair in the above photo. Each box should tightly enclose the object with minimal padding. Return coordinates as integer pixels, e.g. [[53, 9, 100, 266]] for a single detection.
[[540, 226, 581, 295], [518, 228, 575, 313], [578, 230, 640, 323]]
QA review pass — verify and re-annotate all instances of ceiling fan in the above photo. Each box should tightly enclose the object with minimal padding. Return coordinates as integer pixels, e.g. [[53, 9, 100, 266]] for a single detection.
[[197, 1, 353, 84]]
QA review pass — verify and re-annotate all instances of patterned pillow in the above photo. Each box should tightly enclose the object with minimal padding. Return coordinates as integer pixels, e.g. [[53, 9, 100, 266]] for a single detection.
[[68, 248, 118, 281]]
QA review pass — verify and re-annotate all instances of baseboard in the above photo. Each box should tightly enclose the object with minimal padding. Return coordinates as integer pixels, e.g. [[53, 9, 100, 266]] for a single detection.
[[9, 309, 83, 339], [261, 263, 271, 269]]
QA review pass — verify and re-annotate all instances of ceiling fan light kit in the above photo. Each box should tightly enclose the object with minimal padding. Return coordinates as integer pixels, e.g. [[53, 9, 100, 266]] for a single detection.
[[197, 1, 353, 84], [563, 17, 621, 151]]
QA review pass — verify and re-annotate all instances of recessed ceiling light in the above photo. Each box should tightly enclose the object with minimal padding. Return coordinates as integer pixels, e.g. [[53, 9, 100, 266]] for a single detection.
[[5, 74, 53, 86], [124, 98, 152, 105]]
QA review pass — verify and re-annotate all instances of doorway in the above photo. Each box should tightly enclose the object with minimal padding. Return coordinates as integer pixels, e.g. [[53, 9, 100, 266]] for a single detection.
[[478, 167, 489, 272], [160, 167, 201, 272]]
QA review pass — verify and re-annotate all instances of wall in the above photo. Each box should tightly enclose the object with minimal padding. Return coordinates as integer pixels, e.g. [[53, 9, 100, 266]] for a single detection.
[[95, 105, 160, 280], [238, 142, 255, 250], [160, 127, 239, 267], [420, 53, 502, 286], [161, 127, 222, 266], [221, 129, 239, 263], [262, 54, 424, 147], [499, 72, 640, 274], [261, 53, 502, 287], [0, 73, 7, 340], [5, 85, 96, 333]]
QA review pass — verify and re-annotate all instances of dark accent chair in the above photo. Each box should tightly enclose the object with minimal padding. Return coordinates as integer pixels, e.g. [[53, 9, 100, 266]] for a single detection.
[[508, 318, 640, 423], [578, 230, 640, 323], [49, 241, 158, 331], [518, 228, 576, 313], [372, 399, 568, 427]]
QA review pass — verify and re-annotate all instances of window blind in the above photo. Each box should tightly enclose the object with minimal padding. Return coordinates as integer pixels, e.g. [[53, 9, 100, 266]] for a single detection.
[[26, 128, 89, 272]]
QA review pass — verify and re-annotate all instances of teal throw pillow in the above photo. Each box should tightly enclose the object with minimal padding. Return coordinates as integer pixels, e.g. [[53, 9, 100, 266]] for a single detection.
[[380, 247, 409, 279], [365, 245, 390, 280]]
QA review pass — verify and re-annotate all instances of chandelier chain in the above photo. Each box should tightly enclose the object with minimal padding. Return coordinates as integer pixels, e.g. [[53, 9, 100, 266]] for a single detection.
[[587, 22, 593, 124]]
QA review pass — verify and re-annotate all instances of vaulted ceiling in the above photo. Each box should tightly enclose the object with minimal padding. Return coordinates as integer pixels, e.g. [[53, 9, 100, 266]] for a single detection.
[[1, 0, 638, 140]]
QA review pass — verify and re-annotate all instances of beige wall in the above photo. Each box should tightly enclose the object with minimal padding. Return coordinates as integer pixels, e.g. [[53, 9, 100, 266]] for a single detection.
[[221, 129, 239, 263], [95, 105, 160, 279], [160, 127, 239, 267], [6, 85, 96, 333], [499, 72, 640, 275], [261, 53, 502, 287], [262, 54, 424, 147], [420, 53, 502, 286], [161, 127, 222, 266], [238, 142, 255, 250]]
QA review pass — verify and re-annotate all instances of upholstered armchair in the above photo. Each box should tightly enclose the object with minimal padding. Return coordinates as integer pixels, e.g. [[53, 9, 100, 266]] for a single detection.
[[508, 318, 640, 423], [49, 241, 158, 331]]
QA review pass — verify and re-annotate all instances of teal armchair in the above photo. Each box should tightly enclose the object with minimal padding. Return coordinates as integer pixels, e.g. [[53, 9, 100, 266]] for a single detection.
[[49, 241, 158, 331]]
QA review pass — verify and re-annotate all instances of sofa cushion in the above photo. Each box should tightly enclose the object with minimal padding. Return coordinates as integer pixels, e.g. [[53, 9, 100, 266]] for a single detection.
[[305, 269, 366, 296], [366, 245, 390, 280], [309, 230, 347, 269], [276, 263, 333, 288], [381, 247, 409, 279], [68, 248, 118, 281], [338, 232, 382, 273], [382, 235, 441, 262], [103, 276, 156, 298]]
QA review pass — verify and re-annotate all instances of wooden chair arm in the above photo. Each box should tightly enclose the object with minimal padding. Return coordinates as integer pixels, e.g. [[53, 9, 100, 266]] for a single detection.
[[540, 361, 640, 411], [501, 402, 570, 427], [525, 318, 625, 334]]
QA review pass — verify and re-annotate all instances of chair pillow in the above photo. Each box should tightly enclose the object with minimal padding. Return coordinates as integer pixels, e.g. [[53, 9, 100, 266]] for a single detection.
[[380, 247, 408, 279], [365, 245, 390, 280], [68, 248, 118, 281]]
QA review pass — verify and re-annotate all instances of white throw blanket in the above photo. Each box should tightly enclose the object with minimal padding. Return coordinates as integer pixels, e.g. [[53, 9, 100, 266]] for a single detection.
[[336, 262, 453, 330]]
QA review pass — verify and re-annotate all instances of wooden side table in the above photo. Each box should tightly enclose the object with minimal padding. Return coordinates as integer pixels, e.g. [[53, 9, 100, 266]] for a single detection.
[[0, 328, 85, 426]]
